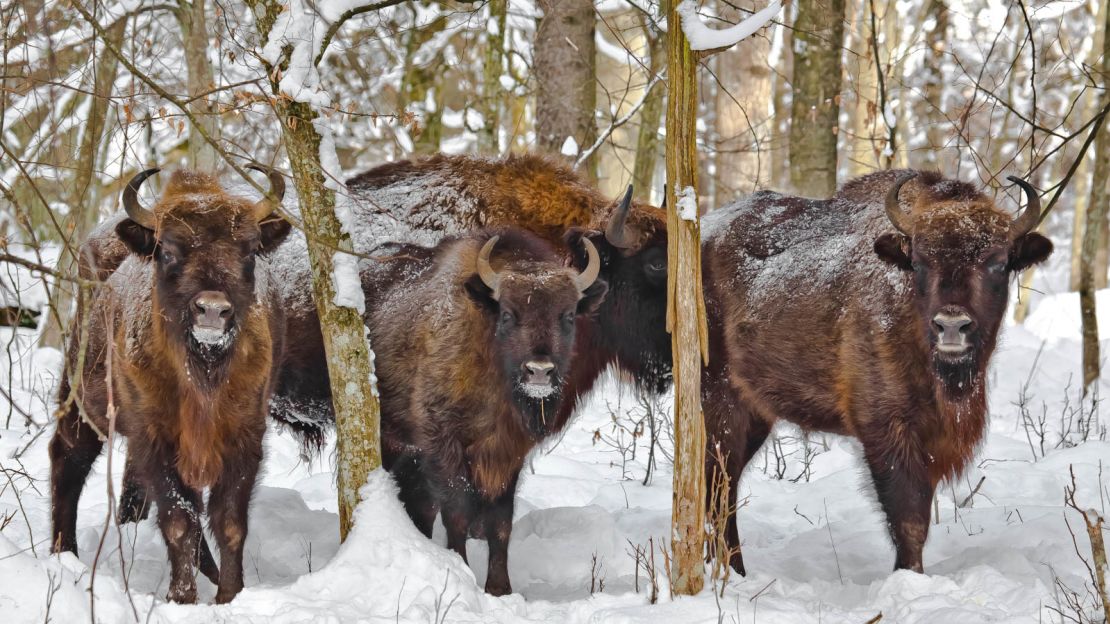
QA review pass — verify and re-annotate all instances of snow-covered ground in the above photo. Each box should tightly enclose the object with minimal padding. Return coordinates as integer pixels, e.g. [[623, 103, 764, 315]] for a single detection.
[[0, 290, 1108, 623]]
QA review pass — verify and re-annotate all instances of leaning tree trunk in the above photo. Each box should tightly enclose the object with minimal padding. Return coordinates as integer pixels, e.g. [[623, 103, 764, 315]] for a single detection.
[[251, 0, 382, 539], [1079, 0, 1110, 394], [714, 0, 773, 197], [38, 18, 126, 350], [666, 0, 710, 597], [789, 0, 846, 197], [176, 0, 220, 169], [534, 0, 597, 180]]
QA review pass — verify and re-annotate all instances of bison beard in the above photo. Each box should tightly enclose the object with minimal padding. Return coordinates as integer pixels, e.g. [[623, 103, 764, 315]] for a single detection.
[[702, 169, 1052, 576], [49, 166, 290, 604]]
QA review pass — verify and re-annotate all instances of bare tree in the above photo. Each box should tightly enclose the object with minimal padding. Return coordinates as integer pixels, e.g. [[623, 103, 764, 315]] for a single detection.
[[535, 0, 598, 179], [789, 0, 845, 197]]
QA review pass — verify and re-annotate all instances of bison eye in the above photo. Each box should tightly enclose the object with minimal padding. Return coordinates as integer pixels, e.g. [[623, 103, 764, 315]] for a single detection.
[[159, 248, 178, 266], [987, 260, 1006, 274], [561, 311, 575, 329], [500, 310, 515, 325]]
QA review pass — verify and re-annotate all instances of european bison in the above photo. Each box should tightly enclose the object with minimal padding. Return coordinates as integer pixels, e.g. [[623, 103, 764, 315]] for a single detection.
[[701, 170, 1052, 575], [50, 166, 292, 603], [367, 228, 607, 596]]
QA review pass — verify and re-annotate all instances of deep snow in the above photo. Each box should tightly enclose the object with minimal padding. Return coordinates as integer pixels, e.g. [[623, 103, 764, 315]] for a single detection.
[[0, 288, 1107, 623]]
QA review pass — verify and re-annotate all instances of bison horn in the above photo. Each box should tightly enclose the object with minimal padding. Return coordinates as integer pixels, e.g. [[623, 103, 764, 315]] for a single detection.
[[1006, 175, 1041, 237], [122, 168, 161, 230], [476, 235, 502, 300], [604, 185, 636, 249], [246, 163, 286, 221], [884, 172, 917, 235], [574, 237, 601, 292]]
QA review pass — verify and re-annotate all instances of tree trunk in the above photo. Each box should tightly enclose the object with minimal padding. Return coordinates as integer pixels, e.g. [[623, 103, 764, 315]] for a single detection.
[[478, 0, 507, 153], [400, 8, 447, 155], [789, 0, 846, 197], [534, 0, 597, 180], [915, 0, 947, 169], [176, 0, 219, 169], [1079, 0, 1110, 394], [714, 0, 773, 199], [665, 0, 709, 596], [38, 18, 126, 349], [770, 1, 794, 189], [252, 0, 382, 540], [632, 25, 665, 202]]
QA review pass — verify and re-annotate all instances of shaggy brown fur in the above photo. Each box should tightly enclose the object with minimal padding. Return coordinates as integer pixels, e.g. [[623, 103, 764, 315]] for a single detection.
[[701, 169, 1052, 575], [49, 169, 291, 604], [367, 228, 607, 596]]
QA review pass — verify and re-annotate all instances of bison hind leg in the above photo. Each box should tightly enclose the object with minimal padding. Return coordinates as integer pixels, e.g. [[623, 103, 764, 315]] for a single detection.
[[391, 454, 439, 538], [49, 405, 105, 554]]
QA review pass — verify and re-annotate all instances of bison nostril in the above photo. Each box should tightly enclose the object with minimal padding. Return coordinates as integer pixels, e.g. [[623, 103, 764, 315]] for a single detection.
[[933, 313, 973, 337], [523, 361, 555, 379]]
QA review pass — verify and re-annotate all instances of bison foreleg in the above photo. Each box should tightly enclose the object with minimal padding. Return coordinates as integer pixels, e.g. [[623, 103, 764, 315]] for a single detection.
[[863, 444, 933, 573], [482, 472, 520, 597], [392, 454, 438, 538], [208, 447, 261, 604], [149, 461, 206, 604], [49, 409, 105, 554], [117, 451, 151, 524]]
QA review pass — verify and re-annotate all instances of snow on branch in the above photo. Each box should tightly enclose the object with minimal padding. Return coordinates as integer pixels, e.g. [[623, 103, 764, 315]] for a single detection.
[[676, 0, 783, 53]]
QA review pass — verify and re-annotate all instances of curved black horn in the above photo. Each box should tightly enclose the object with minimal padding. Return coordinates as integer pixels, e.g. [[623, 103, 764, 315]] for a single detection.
[[476, 235, 502, 300], [574, 237, 601, 292], [1006, 175, 1041, 237], [123, 168, 161, 230], [604, 184, 636, 249], [884, 172, 917, 235], [246, 163, 286, 221]]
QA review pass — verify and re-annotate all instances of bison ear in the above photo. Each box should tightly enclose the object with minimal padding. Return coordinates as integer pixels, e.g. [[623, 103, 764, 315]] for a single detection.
[[115, 218, 157, 257], [1009, 232, 1053, 272], [564, 227, 612, 269], [874, 233, 912, 271], [577, 278, 608, 315], [464, 274, 499, 314], [259, 217, 292, 254]]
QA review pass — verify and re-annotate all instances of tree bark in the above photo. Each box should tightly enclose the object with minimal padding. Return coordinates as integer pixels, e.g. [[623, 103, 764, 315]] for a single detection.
[[789, 0, 846, 197], [175, 0, 220, 169], [252, 0, 383, 540], [632, 25, 665, 202], [534, 0, 597, 180], [1079, 0, 1110, 394], [770, 1, 794, 189], [478, 0, 507, 153], [665, 0, 709, 596], [38, 18, 126, 349], [714, 0, 773, 198], [915, 0, 947, 169], [400, 6, 447, 155]]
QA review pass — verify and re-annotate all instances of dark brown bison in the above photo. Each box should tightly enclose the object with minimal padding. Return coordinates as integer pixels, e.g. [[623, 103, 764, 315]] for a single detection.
[[367, 228, 607, 596], [50, 166, 292, 604], [701, 170, 1052, 575]]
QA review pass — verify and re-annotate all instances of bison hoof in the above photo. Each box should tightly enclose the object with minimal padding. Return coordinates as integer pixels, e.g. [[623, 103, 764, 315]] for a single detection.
[[215, 585, 243, 604], [485, 579, 512, 597], [729, 552, 747, 577]]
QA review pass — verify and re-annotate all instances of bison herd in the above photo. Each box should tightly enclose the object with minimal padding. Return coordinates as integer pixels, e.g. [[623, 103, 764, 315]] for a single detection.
[[48, 153, 1052, 602]]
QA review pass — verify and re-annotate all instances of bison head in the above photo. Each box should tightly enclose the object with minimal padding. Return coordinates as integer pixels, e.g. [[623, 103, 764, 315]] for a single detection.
[[874, 172, 1052, 394], [115, 166, 291, 375], [465, 234, 608, 438], [568, 186, 672, 394]]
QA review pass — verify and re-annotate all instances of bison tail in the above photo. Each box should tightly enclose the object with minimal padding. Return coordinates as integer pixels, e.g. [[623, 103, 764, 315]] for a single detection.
[[268, 394, 333, 460]]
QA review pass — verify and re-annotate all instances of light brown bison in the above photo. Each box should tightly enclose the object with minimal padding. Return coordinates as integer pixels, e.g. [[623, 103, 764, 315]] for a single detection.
[[701, 170, 1052, 575], [367, 228, 607, 596], [50, 166, 292, 603]]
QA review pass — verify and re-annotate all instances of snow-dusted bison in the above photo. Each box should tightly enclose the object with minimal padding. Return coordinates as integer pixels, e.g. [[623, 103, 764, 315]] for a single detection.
[[368, 228, 607, 596], [701, 170, 1053, 575], [50, 166, 292, 604]]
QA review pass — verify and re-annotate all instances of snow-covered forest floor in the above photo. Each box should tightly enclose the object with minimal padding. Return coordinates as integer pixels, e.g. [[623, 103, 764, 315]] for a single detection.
[[1, 289, 1108, 623]]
